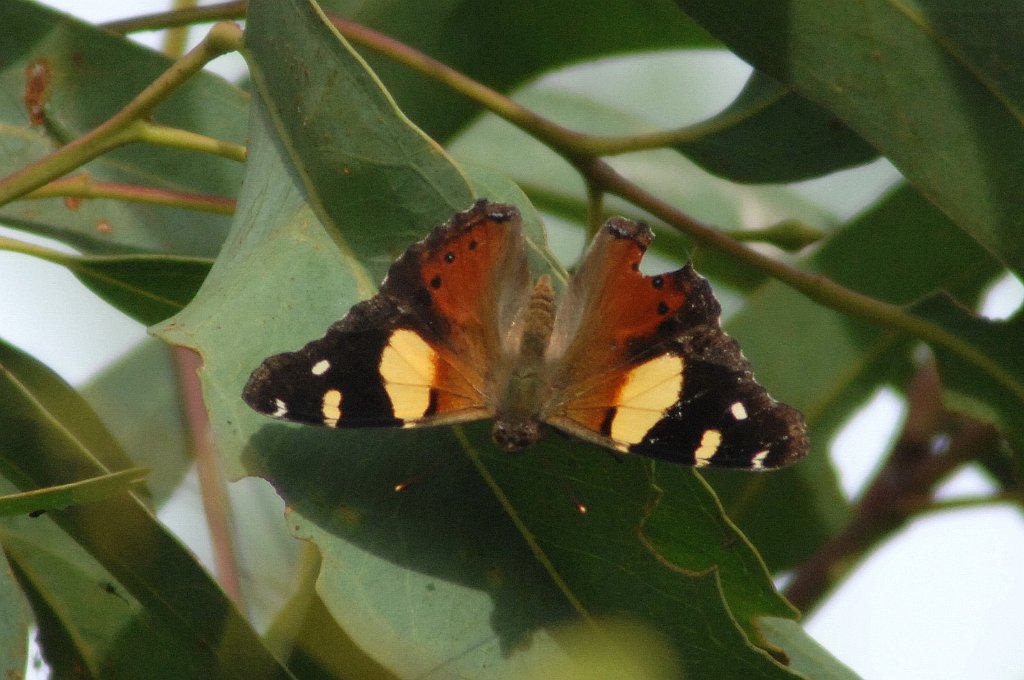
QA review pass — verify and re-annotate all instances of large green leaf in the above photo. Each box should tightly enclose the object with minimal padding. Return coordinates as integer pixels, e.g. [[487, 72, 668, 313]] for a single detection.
[[319, 0, 718, 141], [0, 338, 293, 680], [243, 0, 475, 276], [706, 184, 1006, 570], [677, 70, 879, 182], [676, 0, 1024, 276], [0, 0, 245, 256], [157, 1, 832, 676]]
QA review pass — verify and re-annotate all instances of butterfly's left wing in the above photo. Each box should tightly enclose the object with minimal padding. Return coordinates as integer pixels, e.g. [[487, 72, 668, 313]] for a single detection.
[[542, 217, 807, 469], [243, 200, 532, 430]]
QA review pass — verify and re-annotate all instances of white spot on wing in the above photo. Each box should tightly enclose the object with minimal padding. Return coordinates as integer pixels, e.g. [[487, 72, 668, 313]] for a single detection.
[[311, 359, 330, 376], [271, 399, 288, 418], [751, 449, 770, 470], [693, 429, 722, 467], [730, 401, 748, 420]]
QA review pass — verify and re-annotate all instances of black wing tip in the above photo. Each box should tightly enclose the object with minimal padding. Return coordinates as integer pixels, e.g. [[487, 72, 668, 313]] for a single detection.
[[603, 216, 654, 249], [765, 412, 811, 469], [457, 198, 520, 225], [241, 360, 278, 414]]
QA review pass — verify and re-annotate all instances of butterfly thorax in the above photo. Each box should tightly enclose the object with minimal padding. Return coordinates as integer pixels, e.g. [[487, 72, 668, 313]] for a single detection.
[[491, 275, 556, 452]]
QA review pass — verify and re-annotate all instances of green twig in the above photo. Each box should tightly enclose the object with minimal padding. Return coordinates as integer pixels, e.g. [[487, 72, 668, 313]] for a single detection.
[[0, 22, 244, 208], [102, 1, 247, 34], [135, 121, 247, 162]]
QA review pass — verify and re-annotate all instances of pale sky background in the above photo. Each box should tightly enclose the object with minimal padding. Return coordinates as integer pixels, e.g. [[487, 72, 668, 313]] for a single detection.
[[7, 3, 1024, 679]]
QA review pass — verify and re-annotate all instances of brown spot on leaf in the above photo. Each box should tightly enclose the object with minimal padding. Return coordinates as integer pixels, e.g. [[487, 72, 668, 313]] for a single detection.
[[96, 220, 112, 234], [64, 196, 82, 210], [24, 59, 50, 125]]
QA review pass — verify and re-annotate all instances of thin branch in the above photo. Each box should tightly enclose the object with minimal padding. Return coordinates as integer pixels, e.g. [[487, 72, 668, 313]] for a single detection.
[[782, 362, 1003, 613], [898, 491, 1024, 516], [162, 0, 198, 59], [135, 122, 248, 162], [23, 174, 236, 214], [174, 347, 246, 608], [102, 1, 247, 34]]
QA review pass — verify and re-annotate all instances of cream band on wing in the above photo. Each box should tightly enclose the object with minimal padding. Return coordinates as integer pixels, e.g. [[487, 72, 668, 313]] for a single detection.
[[609, 354, 684, 445], [693, 429, 722, 467], [321, 389, 342, 427], [379, 329, 438, 421]]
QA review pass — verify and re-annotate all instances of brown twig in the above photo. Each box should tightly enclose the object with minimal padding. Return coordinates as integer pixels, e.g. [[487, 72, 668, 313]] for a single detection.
[[783, 362, 1002, 613], [174, 347, 245, 608]]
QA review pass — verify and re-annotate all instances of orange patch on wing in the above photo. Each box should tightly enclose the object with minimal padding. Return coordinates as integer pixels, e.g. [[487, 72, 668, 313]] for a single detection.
[[598, 232, 693, 344]]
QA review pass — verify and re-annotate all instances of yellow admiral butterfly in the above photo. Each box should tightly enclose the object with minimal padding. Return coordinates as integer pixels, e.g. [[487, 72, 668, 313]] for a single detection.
[[243, 200, 807, 469]]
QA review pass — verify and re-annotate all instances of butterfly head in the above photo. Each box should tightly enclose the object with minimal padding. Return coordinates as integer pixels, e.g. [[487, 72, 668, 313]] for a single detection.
[[491, 416, 541, 453]]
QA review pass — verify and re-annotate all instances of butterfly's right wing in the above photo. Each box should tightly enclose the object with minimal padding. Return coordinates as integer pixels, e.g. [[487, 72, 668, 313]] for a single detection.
[[542, 217, 807, 469]]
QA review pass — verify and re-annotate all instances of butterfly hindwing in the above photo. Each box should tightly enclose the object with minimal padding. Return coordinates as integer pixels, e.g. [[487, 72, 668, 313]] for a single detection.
[[243, 200, 531, 429]]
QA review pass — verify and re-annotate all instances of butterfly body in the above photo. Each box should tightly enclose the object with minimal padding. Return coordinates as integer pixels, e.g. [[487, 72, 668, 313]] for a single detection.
[[243, 200, 808, 470]]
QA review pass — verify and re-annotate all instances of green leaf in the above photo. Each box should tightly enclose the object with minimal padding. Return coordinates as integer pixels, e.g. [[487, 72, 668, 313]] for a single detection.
[[0, 338, 294, 680], [62, 254, 213, 326], [676, 70, 879, 182], [160, 1, 806, 675], [319, 0, 718, 141], [0, 467, 148, 517], [3, 523, 197, 679], [244, 0, 475, 278], [759, 617, 863, 680], [0, 0, 244, 256], [0, 336, 137, 478], [0, 549, 28, 680], [676, 0, 1024, 275], [705, 184, 1005, 570]]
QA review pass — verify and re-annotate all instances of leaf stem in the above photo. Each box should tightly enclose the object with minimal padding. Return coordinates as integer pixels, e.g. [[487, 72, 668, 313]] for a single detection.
[[23, 173, 236, 214], [0, 22, 244, 208], [135, 121, 248, 162]]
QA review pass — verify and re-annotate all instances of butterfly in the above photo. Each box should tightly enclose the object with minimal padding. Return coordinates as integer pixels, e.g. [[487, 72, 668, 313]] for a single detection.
[[243, 200, 808, 469]]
